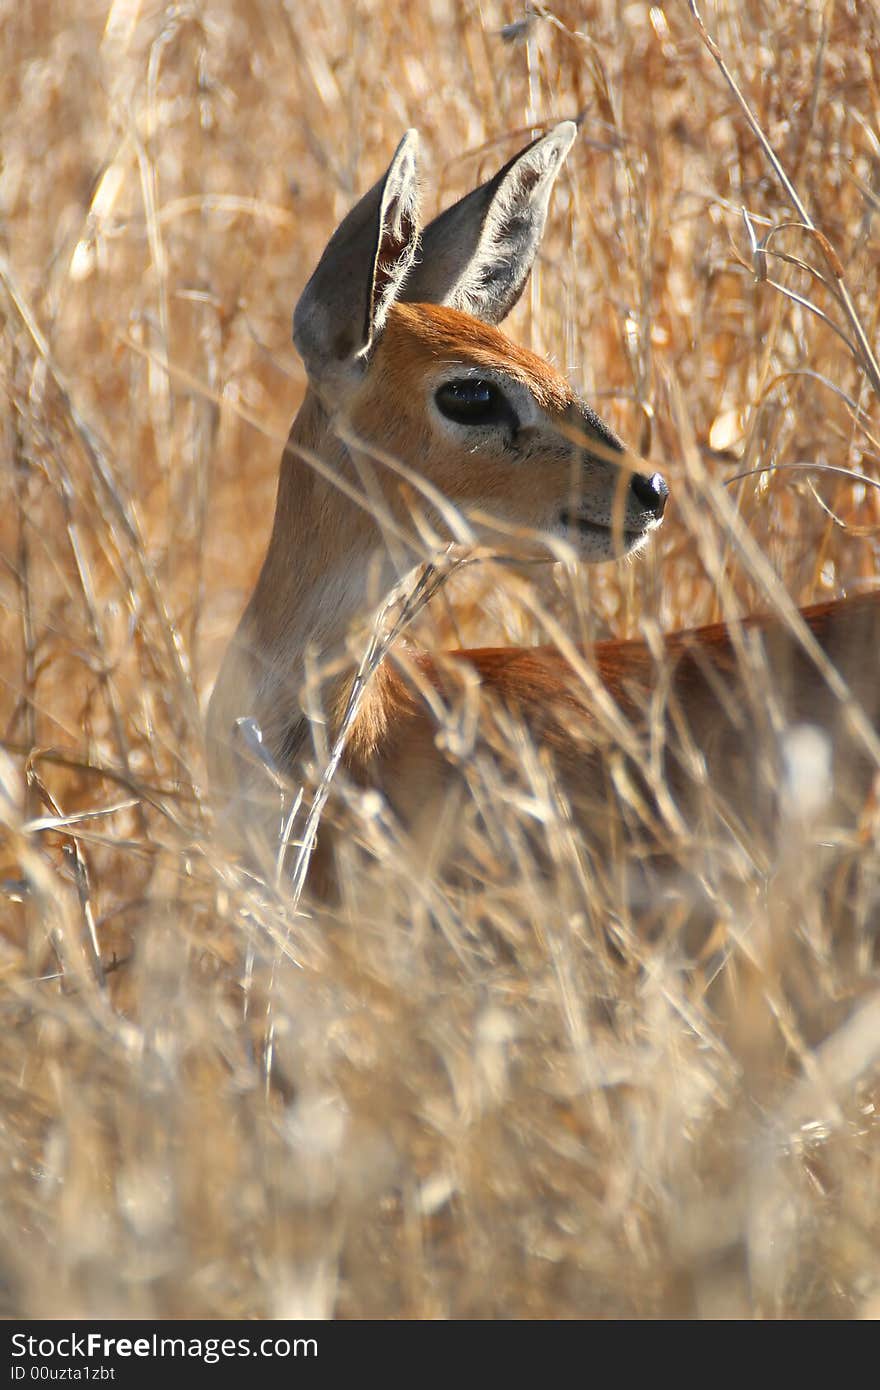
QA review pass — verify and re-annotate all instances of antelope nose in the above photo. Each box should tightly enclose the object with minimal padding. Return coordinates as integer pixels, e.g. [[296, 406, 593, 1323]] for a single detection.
[[630, 470, 669, 520]]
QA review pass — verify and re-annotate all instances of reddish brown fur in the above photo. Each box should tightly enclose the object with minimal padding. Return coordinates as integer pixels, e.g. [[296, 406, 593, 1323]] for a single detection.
[[379, 303, 574, 414], [341, 592, 880, 851]]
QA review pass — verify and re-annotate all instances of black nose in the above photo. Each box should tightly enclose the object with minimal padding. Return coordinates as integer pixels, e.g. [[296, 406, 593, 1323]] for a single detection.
[[630, 470, 669, 520]]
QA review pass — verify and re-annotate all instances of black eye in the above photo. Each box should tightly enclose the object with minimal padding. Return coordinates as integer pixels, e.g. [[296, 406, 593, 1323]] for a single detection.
[[435, 378, 509, 427]]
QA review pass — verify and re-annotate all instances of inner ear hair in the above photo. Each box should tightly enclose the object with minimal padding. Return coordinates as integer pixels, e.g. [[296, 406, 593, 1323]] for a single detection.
[[365, 139, 421, 354], [293, 130, 422, 391]]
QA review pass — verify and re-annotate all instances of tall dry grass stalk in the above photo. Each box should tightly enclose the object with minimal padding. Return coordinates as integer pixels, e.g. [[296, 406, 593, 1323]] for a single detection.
[[1, 0, 879, 1318]]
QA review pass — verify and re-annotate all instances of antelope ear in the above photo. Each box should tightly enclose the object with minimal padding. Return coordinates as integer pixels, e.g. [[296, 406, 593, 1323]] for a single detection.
[[402, 122, 576, 325], [293, 131, 421, 393]]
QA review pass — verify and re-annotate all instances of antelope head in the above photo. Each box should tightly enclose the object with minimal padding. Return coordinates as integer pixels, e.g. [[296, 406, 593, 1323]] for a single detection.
[[291, 123, 668, 566]]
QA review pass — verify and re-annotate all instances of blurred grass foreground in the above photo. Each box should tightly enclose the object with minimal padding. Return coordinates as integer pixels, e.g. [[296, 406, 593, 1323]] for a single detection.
[[1, 0, 879, 1318]]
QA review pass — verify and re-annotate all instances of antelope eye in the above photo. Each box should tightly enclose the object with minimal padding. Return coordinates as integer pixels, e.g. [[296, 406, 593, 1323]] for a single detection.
[[435, 378, 507, 426]]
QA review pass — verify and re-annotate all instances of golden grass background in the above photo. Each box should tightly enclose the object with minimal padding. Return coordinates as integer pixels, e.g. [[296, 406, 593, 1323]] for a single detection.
[[1, 0, 879, 1317]]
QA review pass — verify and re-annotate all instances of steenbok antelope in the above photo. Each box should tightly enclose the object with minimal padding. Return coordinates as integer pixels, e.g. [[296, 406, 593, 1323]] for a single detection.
[[208, 124, 880, 888]]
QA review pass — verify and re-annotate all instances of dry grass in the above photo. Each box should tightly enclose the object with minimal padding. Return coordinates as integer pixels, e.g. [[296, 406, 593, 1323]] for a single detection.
[[1, 0, 879, 1319]]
